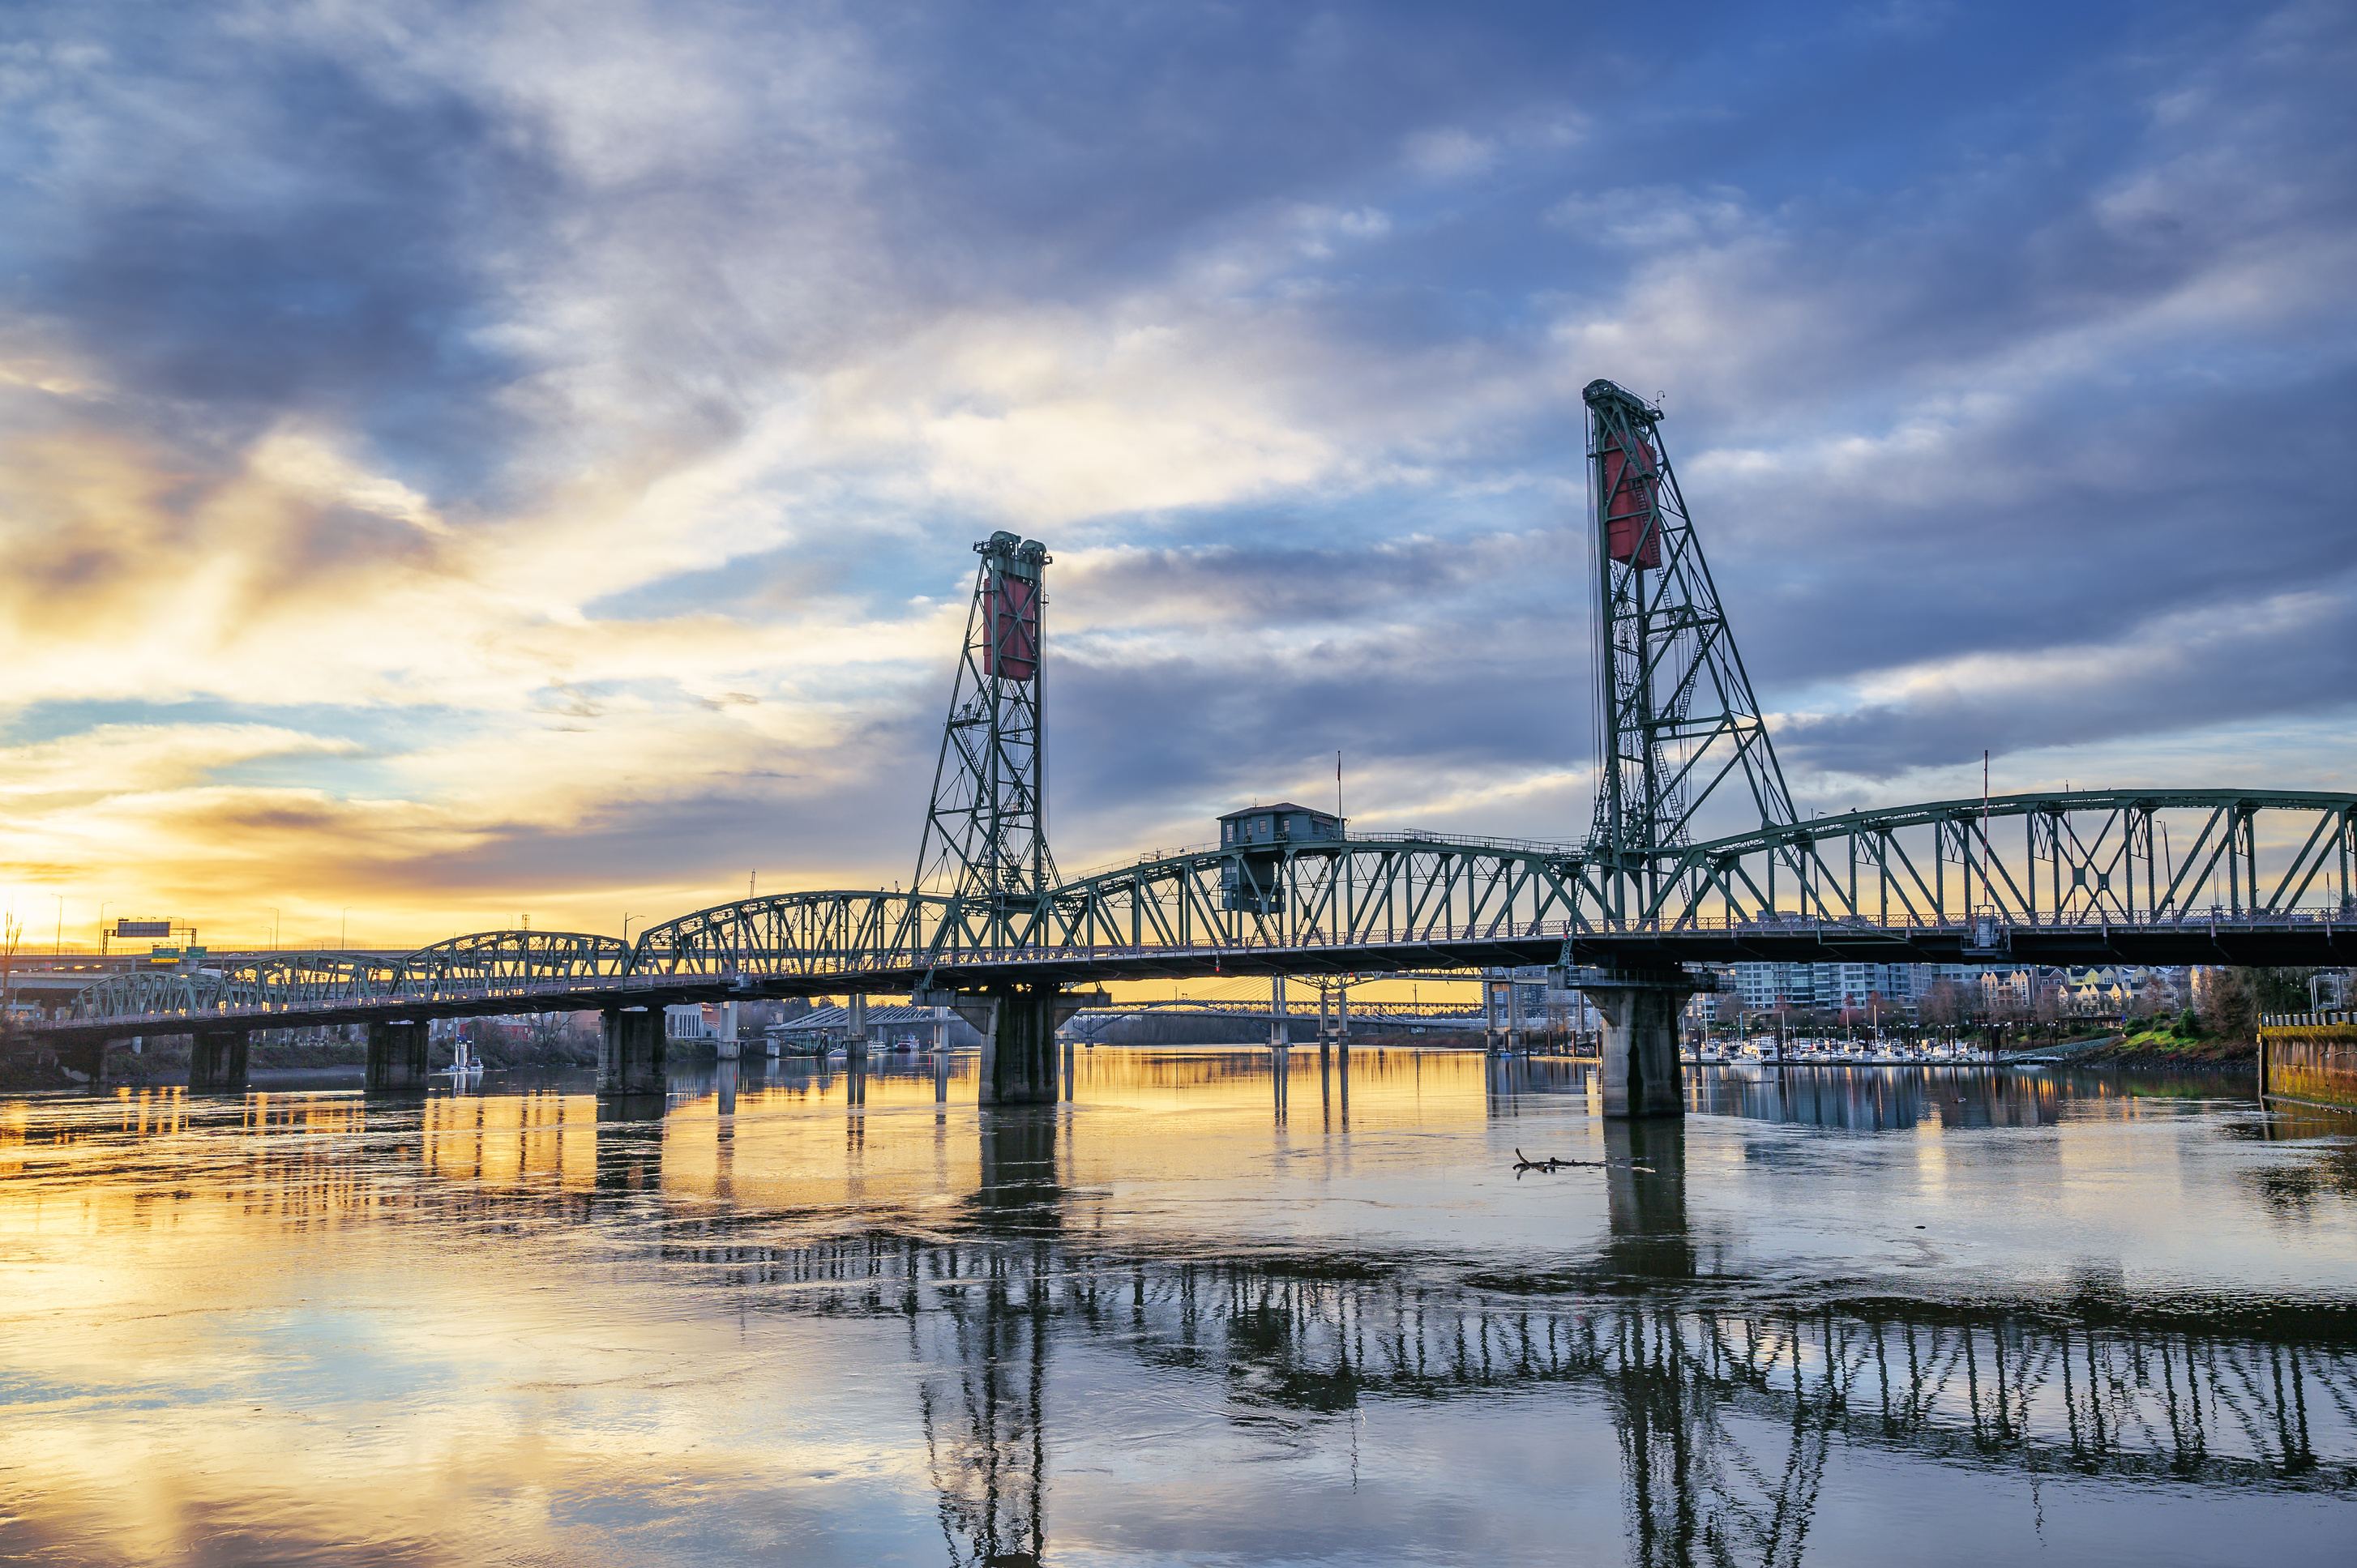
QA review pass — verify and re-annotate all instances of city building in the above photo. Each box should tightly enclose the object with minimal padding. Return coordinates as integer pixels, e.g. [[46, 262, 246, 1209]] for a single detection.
[[1730, 961, 1919, 1015]]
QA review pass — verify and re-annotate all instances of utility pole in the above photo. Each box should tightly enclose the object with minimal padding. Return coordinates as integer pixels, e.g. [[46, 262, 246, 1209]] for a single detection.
[[1983, 750, 1994, 912]]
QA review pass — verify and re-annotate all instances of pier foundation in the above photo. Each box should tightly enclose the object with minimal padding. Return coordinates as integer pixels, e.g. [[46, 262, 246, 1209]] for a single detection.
[[918, 983, 1108, 1104], [189, 1028, 250, 1092], [599, 1007, 666, 1095], [66, 1038, 109, 1087], [366, 1021, 430, 1091], [1582, 968, 1699, 1119]]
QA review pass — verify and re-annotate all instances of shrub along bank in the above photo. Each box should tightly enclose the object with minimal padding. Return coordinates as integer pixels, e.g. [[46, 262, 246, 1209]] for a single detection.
[[2075, 1027, 2256, 1067]]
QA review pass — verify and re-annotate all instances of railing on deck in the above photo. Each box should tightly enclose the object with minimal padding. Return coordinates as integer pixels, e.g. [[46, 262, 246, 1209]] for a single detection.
[[42, 905, 2353, 1032]]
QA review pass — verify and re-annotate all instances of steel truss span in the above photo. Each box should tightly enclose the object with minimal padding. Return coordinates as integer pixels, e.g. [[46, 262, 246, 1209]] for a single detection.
[[632, 788, 2357, 977], [42, 789, 2357, 1034], [1661, 787, 2357, 929], [29, 391, 2357, 1038], [67, 930, 632, 1026], [636, 788, 2357, 980]]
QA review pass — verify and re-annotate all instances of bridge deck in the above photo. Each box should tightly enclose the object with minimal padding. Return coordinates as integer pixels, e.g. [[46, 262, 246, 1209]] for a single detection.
[[15, 911, 2351, 1045]]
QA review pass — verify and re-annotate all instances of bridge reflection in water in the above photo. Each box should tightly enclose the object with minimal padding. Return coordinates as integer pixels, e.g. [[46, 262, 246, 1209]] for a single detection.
[[5, 1057, 2351, 1567], [646, 1092, 2344, 1568]]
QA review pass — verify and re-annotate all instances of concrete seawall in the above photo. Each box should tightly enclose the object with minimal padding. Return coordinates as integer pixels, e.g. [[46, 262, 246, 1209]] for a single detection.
[[2259, 1024, 2357, 1113]]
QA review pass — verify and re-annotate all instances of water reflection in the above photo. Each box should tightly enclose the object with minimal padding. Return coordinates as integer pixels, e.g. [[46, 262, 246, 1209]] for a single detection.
[[1475, 1054, 2247, 1134], [1603, 1120, 1693, 1281], [724, 1224, 2352, 1568], [1688, 1064, 2071, 1130], [2, 1055, 2352, 1566], [974, 1106, 1062, 1234]]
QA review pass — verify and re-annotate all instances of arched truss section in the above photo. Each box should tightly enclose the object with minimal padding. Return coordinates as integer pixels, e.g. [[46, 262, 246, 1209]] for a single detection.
[[628, 892, 960, 978], [629, 793, 2357, 977], [1033, 832, 1596, 953], [627, 834, 1606, 976], [71, 953, 408, 1022], [66, 933, 631, 1023], [62, 793, 2355, 1020], [1655, 788, 2357, 929], [399, 930, 631, 989]]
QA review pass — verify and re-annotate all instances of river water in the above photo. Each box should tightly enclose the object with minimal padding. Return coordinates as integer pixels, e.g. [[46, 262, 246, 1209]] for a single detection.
[[3, 1050, 2353, 1566]]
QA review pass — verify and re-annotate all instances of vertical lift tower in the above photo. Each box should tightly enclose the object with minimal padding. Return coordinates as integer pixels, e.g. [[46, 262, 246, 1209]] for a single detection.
[[1579, 380, 1796, 1115], [913, 531, 1104, 1103]]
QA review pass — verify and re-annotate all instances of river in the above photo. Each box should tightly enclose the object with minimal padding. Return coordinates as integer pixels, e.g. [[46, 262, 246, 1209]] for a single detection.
[[3, 1049, 2352, 1566]]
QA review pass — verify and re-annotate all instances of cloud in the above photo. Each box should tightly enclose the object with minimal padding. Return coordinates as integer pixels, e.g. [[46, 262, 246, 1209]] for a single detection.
[[1402, 127, 1497, 179], [1773, 585, 2357, 780], [0, 0, 2348, 942]]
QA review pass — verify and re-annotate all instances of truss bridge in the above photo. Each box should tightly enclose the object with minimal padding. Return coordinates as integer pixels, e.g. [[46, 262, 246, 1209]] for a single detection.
[[28, 381, 2354, 1107]]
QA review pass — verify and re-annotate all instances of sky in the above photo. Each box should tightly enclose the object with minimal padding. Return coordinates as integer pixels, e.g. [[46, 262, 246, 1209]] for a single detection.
[[0, 0, 2351, 951]]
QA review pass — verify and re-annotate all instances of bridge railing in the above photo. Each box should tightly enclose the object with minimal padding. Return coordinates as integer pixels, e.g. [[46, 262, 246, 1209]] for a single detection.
[[1054, 827, 1588, 885], [39, 887, 2354, 1031], [610, 904, 2353, 980]]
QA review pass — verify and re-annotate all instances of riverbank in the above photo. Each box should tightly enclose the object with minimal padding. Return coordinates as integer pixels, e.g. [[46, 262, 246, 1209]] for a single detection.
[[2073, 1030, 2257, 1068]]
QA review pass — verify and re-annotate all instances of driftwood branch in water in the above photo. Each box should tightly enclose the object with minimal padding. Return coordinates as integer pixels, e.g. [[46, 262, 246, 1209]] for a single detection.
[[1513, 1147, 1654, 1175]]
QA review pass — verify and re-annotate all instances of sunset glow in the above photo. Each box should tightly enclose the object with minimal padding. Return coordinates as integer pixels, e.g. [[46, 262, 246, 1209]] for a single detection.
[[3, 2, 2350, 950]]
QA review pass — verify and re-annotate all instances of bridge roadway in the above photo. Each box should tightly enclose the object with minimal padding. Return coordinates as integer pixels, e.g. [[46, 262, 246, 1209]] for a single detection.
[[18, 787, 2355, 1109], [21, 907, 2353, 1047]]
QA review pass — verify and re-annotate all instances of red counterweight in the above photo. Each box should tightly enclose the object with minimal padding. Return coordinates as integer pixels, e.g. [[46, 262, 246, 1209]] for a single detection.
[[1602, 428, 1662, 569], [989, 570, 1040, 682]]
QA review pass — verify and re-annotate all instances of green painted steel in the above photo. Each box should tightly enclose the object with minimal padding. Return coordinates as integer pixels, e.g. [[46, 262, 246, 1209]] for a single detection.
[[41, 383, 2357, 1035], [1583, 379, 1794, 920], [910, 530, 1058, 948], [624, 788, 2355, 976], [68, 930, 630, 1027], [50, 789, 2357, 1032]]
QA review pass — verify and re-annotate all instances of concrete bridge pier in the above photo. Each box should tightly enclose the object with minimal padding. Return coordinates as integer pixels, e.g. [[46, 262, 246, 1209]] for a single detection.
[[64, 1038, 110, 1087], [920, 984, 1108, 1104], [598, 1007, 666, 1095], [189, 1028, 250, 1092], [1582, 969, 1700, 1119], [366, 1021, 430, 1091], [717, 1001, 740, 1062], [1314, 982, 1350, 1051], [846, 993, 868, 1063]]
